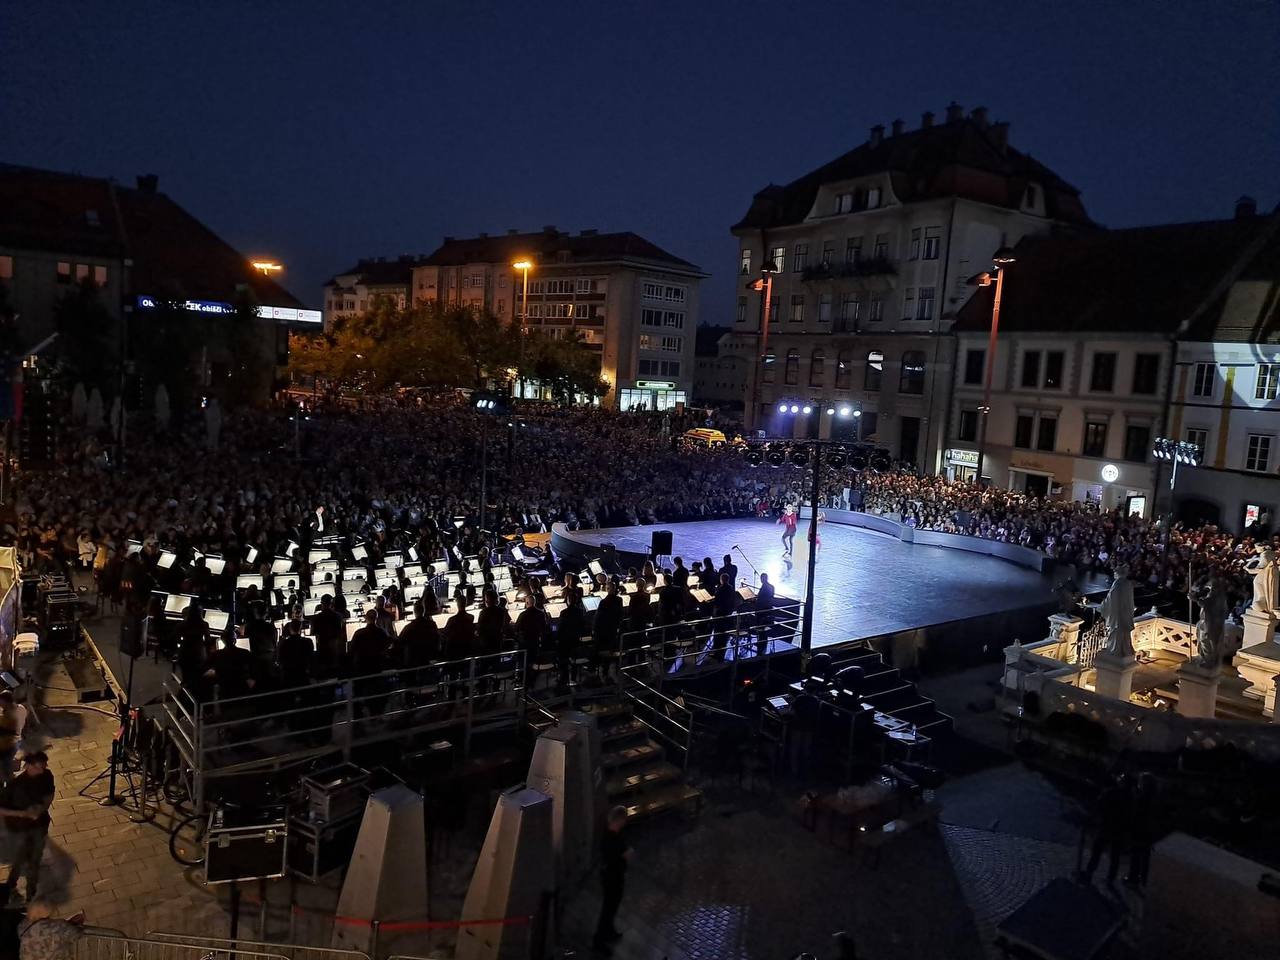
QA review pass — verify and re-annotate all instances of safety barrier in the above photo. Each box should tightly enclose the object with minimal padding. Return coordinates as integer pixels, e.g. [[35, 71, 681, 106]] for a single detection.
[[146, 934, 369, 960], [161, 650, 528, 809], [76, 933, 291, 960]]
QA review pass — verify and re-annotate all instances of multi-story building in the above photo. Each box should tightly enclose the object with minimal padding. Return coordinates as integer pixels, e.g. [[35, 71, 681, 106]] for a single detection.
[[409, 227, 705, 409], [322, 255, 425, 327], [727, 104, 1093, 465], [692, 325, 747, 410], [1167, 201, 1280, 532], [950, 203, 1276, 518], [0, 163, 310, 399]]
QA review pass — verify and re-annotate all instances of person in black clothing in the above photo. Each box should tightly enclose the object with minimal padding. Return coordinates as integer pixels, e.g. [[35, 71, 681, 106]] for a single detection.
[[443, 592, 477, 661], [710, 573, 740, 657], [593, 805, 632, 951], [698, 557, 718, 591], [721, 554, 738, 588], [514, 594, 549, 657], [593, 581, 624, 678], [349, 609, 390, 676], [1126, 772, 1157, 888], [1082, 774, 1132, 883], [755, 572, 776, 632], [789, 691, 820, 779], [310, 594, 344, 677], [177, 603, 209, 700], [398, 599, 441, 667], [0, 751, 55, 902], [476, 591, 509, 656], [657, 572, 684, 626], [245, 602, 278, 670], [207, 630, 256, 700], [670, 557, 689, 589], [556, 588, 589, 686], [277, 620, 314, 686]]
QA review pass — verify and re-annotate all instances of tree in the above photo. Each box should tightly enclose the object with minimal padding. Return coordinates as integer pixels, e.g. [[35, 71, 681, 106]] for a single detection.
[[52, 278, 114, 392], [525, 330, 608, 404]]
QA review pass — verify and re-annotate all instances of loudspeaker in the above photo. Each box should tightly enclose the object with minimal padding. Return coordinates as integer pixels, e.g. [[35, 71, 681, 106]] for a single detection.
[[119, 616, 144, 658], [600, 543, 618, 572], [650, 530, 673, 556]]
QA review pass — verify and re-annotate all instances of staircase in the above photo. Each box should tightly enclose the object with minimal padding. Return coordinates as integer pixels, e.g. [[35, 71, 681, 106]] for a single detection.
[[832, 648, 953, 740], [580, 699, 703, 823]]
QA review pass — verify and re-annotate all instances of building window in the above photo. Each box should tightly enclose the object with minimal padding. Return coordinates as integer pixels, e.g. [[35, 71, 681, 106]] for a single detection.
[[792, 244, 808, 272], [740, 250, 751, 275], [838, 294, 859, 331], [663, 286, 685, 302], [1246, 435, 1273, 473], [845, 237, 862, 264], [0, 255, 11, 280], [835, 350, 851, 389], [958, 409, 978, 442], [1014, 415, 1034, 449], [1083, 421, 1108, 458], [1185, 427, 1208, 455], [899, 350, 926, 395], [496, 300, 505, 315], [1132, 353, 1160, 394], [75, 263, 90, 282], [1123, 424, 1151, 463], [866, 187, 881, 208], [1037, 416, 1057, 452], [902, 288, 915, 320], [784, 349, 800, 385], [923, 226, 941, 260], [639, 334, 653, 350], [1021, 351, 1041, 389], [736, 297, 747, 323], [575, 278, 596, 294], [663, 311, 685, 328], [789, 295, 805, 323], [762, 353, 776, 383], [1192, 362, 1215, 398], [1043, 350, 1065, 389], [1256, 364, 1280, 401], [1090, 352, 1116, 392], [869, 298, 884, 322], [93, 265, 107, 287], [818, 293, 832, 323], [770, 297, 779, 324], [822, 240, 834, 265], [909, 228, 921, 260], [916, 286, 935, 320], [810, 349, 826, 387], [56, 261, 71, 284], [770, 246, 785, 272], [660, 336, 682, 352], [865, 351, 883, 392], [873, 233, 889, 259], [641, 308, 661, 326], [964, 349, 985, 385], [836, 193, 853, 214]]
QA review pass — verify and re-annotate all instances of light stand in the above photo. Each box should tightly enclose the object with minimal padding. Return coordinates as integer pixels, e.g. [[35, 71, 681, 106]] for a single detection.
[[801, 442, 822, 660], [86, 614, 141, 808]]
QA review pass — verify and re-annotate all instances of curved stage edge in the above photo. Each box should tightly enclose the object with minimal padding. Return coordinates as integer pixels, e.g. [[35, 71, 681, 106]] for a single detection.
[[552, 515, 1069, 669]]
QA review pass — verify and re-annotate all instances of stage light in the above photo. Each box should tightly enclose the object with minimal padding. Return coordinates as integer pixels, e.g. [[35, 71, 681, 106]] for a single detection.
[[850, 451, 869, 470], [839, 405, 852, 417], [827, 448, 848, 467], [778, 402, 788, 413], [745, 447, 764, 466], [826, 407, 835, 416], [852, 409, 862, 417], [802, 405, 813, 415], [870, 451, 892, 471], [766, 445, 787, 467], [790, 446, 809, 466], [790, 404, 800, 414]]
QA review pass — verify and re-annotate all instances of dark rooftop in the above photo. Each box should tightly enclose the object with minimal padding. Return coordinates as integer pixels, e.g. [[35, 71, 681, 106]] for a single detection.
[[423, 228, 703, 273]]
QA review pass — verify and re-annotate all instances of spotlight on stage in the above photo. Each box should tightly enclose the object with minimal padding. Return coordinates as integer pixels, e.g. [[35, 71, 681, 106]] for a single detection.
[[789, 404, 800, 414], [827, 447, 848, 468], [789, 446, 809, 467], [839, 405, 853, 417], [825, 407, 835, 416], [745, 447, 764, 466], [801, 404, 813, 415], [766, 445, 787, 468], [777, 401, 788, 413]]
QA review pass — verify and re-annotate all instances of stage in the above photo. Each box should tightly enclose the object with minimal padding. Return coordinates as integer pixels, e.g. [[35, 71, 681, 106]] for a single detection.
[[560, 517, 1090, 654]]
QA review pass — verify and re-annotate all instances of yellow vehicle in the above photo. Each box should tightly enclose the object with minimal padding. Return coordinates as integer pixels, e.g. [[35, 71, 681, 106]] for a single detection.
[[681, 427, 728, 448]]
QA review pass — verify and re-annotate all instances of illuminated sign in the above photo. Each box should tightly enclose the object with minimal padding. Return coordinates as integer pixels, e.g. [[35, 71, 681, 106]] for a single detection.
[[1101, 463, 1120, 483], [635, 380, 676, 390], [136, 296, 321, 324], [946, 449, 978, 466]]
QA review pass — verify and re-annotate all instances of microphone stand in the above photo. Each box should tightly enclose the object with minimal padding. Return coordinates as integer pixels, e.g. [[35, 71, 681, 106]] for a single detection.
[[733, 545, 761, 587]]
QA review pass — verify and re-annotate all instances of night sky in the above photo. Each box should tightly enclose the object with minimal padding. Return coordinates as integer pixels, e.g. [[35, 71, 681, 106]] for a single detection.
[[4, 1, 1278, 317]]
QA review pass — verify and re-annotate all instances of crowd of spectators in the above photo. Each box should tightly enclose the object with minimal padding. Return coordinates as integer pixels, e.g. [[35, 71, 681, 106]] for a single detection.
[[858, 472, 1274, 609]]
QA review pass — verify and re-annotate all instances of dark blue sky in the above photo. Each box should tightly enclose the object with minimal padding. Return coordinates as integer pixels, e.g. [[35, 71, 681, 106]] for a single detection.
[[4, 1, 1278, 317]]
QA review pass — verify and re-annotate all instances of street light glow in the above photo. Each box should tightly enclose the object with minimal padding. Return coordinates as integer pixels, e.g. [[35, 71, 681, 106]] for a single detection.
[[512, 259, 534, 271], [790, 404, 799, 414], [839, 405, 852, 417], [778, 402, 788, 413], [251, 260, 283, 274], [825, 407, 835, 416], [802, 405, 812, 415]]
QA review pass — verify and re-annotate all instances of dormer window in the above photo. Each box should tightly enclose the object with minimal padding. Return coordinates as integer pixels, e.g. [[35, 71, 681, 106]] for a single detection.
[[1025, 184, 1039, 209], [836, 193, 853, 214], [866, 187, 881, 209], [85, 210, 100, 227]]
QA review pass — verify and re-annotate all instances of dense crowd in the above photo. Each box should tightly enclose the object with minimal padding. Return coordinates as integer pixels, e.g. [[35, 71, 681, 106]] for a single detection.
[[859, 472, 1274, 608]]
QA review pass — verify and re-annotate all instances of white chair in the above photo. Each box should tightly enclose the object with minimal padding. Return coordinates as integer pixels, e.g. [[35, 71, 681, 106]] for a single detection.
[[13, 632, 40, 727]]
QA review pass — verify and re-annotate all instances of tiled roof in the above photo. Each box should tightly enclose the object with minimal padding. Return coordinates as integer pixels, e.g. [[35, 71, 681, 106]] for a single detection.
[[1183, 208, 1280, 342], [0, 163, 302, 307], [327, 257, 426, 287], [954, 214, 1276, 336], [422, 229, 703, 273], [732, 116, 1092, 231]]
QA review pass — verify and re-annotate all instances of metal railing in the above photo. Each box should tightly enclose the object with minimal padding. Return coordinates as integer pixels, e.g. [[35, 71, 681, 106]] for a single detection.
[[77, 934, 291, 960], [146, 934, 370, 960], [621, 671, 694, 769], [161, 650, 527, 808]]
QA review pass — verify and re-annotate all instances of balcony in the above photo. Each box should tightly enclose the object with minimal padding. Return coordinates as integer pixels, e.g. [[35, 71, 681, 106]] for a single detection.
[[802, 257, 898, 292]]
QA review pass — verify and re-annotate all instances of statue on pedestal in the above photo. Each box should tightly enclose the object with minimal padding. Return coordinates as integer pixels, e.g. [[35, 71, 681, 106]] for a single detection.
[[1245, 546, 1278, 617], [1101, 563, 1136, 658], [1191, 576, 1228, 668]]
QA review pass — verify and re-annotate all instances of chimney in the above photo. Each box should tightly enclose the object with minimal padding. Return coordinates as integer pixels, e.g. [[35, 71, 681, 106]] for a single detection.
[[869, 123, 885, 146], [891, 118, 904, 137], [990, 121, 1010, 153], [135, 173, 159, 194], [945, 101, 964, 123], [1236, 195, 1258, 219], [921, 111, 935, 129], [970, 106, 989, 127]]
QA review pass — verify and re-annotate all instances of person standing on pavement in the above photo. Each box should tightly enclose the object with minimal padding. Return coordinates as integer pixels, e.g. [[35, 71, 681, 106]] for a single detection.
[[1081, 773, 1131, 884], [0, 751, 55, 903], [593, 806, 632, 953]]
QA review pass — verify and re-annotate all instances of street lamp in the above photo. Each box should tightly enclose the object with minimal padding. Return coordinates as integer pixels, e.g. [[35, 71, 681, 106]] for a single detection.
[[747, 258, 778, 435], [513, 259, 533, 397], [1152, 437, 1201, 490], [251, 260, 284, 276], [970, 245, 1016, 487]]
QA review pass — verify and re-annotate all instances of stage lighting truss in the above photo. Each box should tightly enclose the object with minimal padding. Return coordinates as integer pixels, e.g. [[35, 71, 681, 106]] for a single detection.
[[740, 440, 890, 473], [1151, 437, 1201, 466]]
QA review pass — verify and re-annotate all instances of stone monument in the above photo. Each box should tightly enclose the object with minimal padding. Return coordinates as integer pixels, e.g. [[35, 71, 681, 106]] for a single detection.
[[1234, 546, 1280, 712], [1178, 578, 1226, 718], [1094, 564, 1137, 701]]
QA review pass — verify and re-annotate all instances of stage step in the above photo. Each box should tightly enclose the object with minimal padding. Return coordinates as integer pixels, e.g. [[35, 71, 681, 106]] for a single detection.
[[620, 782, 702, 823], [579, 700, 633, 722], [602, 740, 662, 770], [600, 717, 649, 744], [606, 761, 682, 797]]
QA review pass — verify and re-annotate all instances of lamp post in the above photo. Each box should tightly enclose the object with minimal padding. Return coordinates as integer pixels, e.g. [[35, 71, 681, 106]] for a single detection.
[[747, 260, 778, 435], [513, 259, 533, 398], [971, 246, 1016, 488], [1153, 437, 1202, 590]]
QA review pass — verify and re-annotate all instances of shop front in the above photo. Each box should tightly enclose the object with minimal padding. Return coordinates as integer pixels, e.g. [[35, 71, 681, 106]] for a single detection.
[[618, 379, 687, 412], [1070, 460, 1155, 517], [943, 447, 979, 483], [1008, 451, 1077, 500]]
